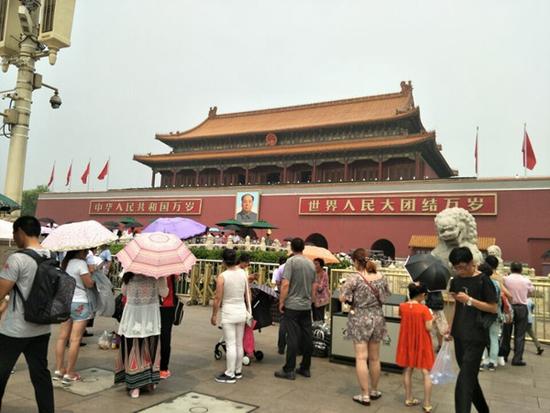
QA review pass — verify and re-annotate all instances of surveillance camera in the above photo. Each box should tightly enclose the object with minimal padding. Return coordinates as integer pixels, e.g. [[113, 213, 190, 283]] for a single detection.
[[49, 92, 62, 109]]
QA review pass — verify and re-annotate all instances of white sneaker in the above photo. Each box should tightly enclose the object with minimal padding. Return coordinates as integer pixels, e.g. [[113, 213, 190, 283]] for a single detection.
[[497, 356, 506, 366]]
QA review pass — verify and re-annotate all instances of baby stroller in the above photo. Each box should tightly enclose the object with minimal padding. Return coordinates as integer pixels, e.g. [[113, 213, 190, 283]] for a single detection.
[[214, 284, 278, 365]]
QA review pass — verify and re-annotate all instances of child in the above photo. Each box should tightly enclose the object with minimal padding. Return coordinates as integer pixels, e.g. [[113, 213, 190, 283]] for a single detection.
[[526, 298, 544, 355], [396, 283, 434, 412]]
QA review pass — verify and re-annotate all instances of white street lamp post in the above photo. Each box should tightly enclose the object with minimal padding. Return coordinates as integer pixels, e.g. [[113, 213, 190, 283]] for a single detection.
[[0, 0, 76, 210]]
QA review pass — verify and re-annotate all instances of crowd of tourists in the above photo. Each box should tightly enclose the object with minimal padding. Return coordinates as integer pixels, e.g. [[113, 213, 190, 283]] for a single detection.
[[0, 216, 545, 413]]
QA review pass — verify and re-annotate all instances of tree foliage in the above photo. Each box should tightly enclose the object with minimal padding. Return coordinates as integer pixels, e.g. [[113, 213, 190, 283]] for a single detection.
[[21, 185, 49, 216]]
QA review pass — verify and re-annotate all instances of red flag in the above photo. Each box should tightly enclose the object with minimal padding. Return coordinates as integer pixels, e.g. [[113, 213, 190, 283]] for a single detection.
[[522, 130, 537, 170], [474, 127, 479, 175], [47, 163, 55, 187], [81, 161, 90, 184], [97, 160, 109, 180], [65, 162, 72, 186]]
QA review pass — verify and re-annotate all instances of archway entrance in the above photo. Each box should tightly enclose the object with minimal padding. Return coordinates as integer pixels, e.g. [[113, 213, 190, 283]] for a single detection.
[[371, 239, 395, 259], [305, 233, 329, 249]]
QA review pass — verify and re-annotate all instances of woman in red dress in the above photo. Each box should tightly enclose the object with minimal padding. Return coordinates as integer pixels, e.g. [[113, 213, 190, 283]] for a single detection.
[[396, 283, 435, 412]]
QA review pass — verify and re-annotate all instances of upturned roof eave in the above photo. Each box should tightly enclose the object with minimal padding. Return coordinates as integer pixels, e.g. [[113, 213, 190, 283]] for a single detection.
[[134, 132, 437, 168], [155, 107, 421, 145]]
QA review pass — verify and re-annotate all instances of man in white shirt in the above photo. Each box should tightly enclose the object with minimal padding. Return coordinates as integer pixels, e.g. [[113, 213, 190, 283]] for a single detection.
[[0, 216, 54, 412]]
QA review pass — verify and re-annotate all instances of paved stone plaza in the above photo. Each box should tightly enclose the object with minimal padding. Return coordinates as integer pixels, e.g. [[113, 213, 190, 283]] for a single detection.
[[2, 305, 549, 413]]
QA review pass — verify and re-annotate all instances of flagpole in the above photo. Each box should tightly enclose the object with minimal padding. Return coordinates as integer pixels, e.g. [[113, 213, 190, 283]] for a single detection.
[[106, 157, 110, 191], [87, 158, 91, 192], [523, 123, 527, 176], [475, 126, 479, 178], [69, 159, 73, 192], [51, 161, 56, 192]]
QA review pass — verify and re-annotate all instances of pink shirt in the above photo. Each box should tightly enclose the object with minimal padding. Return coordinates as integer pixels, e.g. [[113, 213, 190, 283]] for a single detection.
[[503, 273, 534, 305]]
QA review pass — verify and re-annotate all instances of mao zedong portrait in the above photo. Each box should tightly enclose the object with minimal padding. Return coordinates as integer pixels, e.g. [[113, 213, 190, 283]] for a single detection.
[[236, 193, 258, 223]]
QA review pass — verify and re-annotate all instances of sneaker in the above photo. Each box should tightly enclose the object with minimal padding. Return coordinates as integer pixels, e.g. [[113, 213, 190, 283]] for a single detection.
[[479, 364, 486, 371], [215, 373, 236, 383], [295, 367, 311, 378], [159, 370, 171, 379], [487, 363, 496, 371], [274, 369, 296, 380], [497, 356, 506, 366], [537, 347, 544, 356], [234, 371, 243, 380], [511, 360, 527, 366], [129, 388, 140, 399]]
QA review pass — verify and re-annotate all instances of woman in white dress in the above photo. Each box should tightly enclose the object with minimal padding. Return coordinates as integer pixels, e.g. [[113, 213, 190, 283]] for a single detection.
[[115, 272, 168, 398], [210, 249, 250, 383]]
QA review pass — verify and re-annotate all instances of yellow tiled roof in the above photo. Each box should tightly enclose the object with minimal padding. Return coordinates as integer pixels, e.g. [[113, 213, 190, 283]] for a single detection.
[[157, 81, 417, 141], [409, 235, 496, 251]]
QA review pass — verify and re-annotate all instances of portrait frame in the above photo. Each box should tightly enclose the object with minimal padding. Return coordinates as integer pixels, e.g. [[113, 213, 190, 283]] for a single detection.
[[235, 191, 260, 224]]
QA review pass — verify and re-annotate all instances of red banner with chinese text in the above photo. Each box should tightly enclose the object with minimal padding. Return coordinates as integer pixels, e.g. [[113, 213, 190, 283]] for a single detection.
[[299, 193, 497, 216], [89, 199, 202, 215]]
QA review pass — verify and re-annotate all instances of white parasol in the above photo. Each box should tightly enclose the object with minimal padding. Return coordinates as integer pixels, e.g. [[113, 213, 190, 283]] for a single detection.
[[41, 220, 118, 251]]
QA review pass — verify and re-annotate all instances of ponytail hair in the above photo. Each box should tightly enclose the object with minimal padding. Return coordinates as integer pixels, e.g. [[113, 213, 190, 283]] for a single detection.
[[351, 248, 368, 271], [366, 260, 377, 274]]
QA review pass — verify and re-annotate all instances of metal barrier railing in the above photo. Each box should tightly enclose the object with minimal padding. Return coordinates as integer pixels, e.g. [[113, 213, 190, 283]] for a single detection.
[[108, 257, 549, 344]]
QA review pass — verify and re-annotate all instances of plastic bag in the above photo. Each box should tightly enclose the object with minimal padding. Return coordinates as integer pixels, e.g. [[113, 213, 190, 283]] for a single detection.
[[430, 341, 457, 385], [98, 330, 111, 350]]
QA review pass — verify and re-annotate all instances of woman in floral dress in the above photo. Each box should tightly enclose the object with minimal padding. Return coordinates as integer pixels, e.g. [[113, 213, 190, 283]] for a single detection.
[[115, 272, 168, 398], [340, 248, 391, 406]]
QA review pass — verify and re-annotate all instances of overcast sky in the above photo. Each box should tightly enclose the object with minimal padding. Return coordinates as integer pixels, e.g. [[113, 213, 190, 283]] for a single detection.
[[1, 0, 549, 193]]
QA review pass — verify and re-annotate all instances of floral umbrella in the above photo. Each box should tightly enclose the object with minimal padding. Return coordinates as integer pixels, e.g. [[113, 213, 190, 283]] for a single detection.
[[41, 220, 118, 251], [143, 217, 207, 240], [116, 232, 197, 278]]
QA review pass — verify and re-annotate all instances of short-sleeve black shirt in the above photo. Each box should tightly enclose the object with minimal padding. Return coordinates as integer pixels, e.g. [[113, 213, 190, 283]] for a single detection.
[[449, 273, 498, 343]]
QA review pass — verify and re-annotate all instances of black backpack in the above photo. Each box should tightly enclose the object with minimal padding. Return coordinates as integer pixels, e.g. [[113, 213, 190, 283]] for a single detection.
[[13, 249, 76, 324]]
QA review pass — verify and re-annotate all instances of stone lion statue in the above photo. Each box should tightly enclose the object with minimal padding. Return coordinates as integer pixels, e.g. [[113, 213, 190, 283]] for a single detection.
[[487, 245, 504, 272], [431, 207, 483, 267]]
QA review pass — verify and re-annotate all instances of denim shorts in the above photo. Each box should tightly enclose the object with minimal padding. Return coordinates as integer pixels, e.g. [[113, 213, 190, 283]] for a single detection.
[[70, 302, 92, 321]]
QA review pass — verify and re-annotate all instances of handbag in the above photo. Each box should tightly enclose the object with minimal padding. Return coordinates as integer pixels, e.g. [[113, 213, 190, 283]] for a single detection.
[[112, 293, 124, 322], [173, 297, 184, 326], [476, 310, 497, 329]]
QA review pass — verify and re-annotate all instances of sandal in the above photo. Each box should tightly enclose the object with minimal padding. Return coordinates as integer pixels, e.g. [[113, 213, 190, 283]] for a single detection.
[[423, 405, 433, 413], [61, 373, 81, 385], [352, 394, 371, 406], [52, 370, 64, 381], [405, 398, 421, 407], [369, 390, 382, 400]]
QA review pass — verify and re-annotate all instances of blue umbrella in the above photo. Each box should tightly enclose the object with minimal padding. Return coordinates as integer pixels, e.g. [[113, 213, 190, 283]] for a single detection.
[[142, 217, 207, 240]]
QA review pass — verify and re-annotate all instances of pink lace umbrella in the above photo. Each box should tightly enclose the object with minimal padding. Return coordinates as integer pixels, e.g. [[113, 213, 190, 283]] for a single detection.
[[116, 232, 197, 278]]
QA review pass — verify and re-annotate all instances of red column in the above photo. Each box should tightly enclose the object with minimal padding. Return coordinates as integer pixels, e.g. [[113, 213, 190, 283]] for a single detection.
[[378, 157, 383, 180], [312, 161, 317, 182], [220, 168, 224, 185], [245, 168, 249, 184], [282, 166, 287, 183], [344, 160, 349, 181], [171, 169, 177, 187], [195, 170, 200, 186], [415, 153, 421, 179]]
